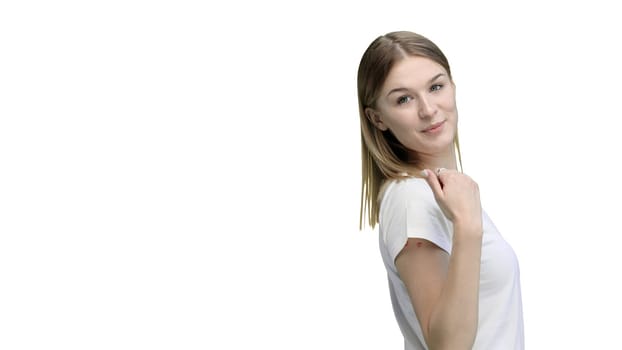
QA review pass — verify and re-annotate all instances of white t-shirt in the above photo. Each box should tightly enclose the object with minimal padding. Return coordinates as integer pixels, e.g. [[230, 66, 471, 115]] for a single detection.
[[379, 177, 524, 349]]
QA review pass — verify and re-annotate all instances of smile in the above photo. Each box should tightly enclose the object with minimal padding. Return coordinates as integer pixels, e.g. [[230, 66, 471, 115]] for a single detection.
[[423, 120, 445, 133]]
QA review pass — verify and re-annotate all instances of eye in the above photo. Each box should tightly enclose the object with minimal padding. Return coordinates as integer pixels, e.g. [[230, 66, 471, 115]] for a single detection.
[[397, 95, 412, 105], [430, 84, 443, 92]]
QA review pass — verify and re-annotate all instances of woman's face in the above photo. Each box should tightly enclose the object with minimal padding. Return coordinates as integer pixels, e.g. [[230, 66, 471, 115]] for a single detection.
[[366, 55, 458, 158]]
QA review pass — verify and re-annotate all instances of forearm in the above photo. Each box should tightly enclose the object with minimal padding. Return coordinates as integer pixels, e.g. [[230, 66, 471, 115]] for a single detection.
[[428, 223, 483, 349]]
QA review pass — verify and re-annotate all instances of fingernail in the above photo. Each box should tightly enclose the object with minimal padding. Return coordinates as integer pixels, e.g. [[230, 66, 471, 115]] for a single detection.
[[420, 169, 428, 177]]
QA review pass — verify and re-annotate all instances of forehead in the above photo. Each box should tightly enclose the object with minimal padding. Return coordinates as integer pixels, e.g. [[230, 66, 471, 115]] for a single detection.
[[382, 56, 447, 90]]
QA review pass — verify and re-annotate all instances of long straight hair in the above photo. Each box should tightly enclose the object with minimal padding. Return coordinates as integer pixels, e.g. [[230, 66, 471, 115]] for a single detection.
[[357, 31, 463, 230]]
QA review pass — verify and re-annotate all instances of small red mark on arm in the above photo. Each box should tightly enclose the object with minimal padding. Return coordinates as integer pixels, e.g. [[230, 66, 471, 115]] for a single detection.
[[406, 240, 424, 248]]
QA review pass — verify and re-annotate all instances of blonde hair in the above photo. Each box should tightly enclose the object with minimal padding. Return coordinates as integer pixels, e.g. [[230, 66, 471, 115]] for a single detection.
[[357, 31, 464, 230]]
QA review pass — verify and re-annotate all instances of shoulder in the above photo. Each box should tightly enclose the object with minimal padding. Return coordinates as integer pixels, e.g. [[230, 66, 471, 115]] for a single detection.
[[381, 177, 435, 211], [380, 176, 453, 259], [379, 176, 443, 228]]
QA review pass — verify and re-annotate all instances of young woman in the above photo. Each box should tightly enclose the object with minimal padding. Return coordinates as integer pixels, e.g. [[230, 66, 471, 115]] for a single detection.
[[357, 31, 524, 349]]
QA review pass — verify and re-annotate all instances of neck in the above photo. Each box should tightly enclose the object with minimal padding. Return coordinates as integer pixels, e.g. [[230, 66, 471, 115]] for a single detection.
[[409, 142, 459, 173]]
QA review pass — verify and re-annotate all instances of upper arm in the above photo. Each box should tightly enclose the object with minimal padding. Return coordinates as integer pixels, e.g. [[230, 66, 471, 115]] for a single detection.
[[395, 237, 450, 344]]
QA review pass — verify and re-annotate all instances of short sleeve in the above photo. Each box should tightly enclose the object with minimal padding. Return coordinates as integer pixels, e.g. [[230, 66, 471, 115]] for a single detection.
[[379, 178, 453, 263]]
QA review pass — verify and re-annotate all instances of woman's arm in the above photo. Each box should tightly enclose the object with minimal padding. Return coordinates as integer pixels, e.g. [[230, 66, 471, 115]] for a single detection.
[[396, 222, 482, 349], [395, 169, 483, 349]]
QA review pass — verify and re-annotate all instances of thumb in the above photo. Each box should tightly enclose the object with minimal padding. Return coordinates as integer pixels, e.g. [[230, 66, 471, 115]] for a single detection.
[[421, 169, 444, 199]]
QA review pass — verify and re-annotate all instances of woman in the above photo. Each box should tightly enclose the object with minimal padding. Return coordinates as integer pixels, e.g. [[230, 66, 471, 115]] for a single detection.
[[357, 31, 524, 349]]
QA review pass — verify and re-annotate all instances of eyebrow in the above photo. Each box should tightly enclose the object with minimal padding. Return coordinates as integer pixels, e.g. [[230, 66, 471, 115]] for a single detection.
[[386, 73, 446, 97]]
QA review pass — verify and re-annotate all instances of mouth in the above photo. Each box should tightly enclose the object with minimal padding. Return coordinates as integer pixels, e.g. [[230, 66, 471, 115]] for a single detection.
[[422, 120, 445, 133]]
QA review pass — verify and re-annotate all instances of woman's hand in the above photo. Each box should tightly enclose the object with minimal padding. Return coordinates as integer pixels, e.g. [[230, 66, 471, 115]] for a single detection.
[[421, 168, 482, 235]]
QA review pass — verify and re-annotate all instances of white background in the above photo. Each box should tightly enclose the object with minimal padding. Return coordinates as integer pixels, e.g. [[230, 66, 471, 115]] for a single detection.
[[1, 0, 621, 349]]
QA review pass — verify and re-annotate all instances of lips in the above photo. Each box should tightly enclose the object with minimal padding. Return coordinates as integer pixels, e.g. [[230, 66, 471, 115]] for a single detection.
[[423, 120, 445, 132]]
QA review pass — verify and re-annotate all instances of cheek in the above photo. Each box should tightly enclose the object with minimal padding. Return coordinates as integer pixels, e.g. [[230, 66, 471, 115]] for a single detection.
[[437, 88, 457, 110], [382, 111, 415, 131], [440, 96, 457, 112]]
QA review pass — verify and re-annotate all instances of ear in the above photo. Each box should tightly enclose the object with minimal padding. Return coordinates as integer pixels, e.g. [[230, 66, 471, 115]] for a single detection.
[[364, 107, 388, 131]]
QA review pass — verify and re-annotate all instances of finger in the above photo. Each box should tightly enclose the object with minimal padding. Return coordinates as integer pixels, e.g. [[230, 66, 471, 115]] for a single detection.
[[421, 169, 444, 198]]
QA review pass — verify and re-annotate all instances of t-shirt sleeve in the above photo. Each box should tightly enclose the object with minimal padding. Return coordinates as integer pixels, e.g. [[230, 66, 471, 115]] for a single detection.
[[381, 179, 453, 263]]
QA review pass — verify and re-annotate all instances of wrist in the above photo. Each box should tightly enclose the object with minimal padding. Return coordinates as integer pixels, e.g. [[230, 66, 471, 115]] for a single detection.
[[453, 219, 483, 238]]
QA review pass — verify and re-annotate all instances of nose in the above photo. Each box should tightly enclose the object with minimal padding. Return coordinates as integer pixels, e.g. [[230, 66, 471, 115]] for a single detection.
[[418, 96, 437, 119]]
